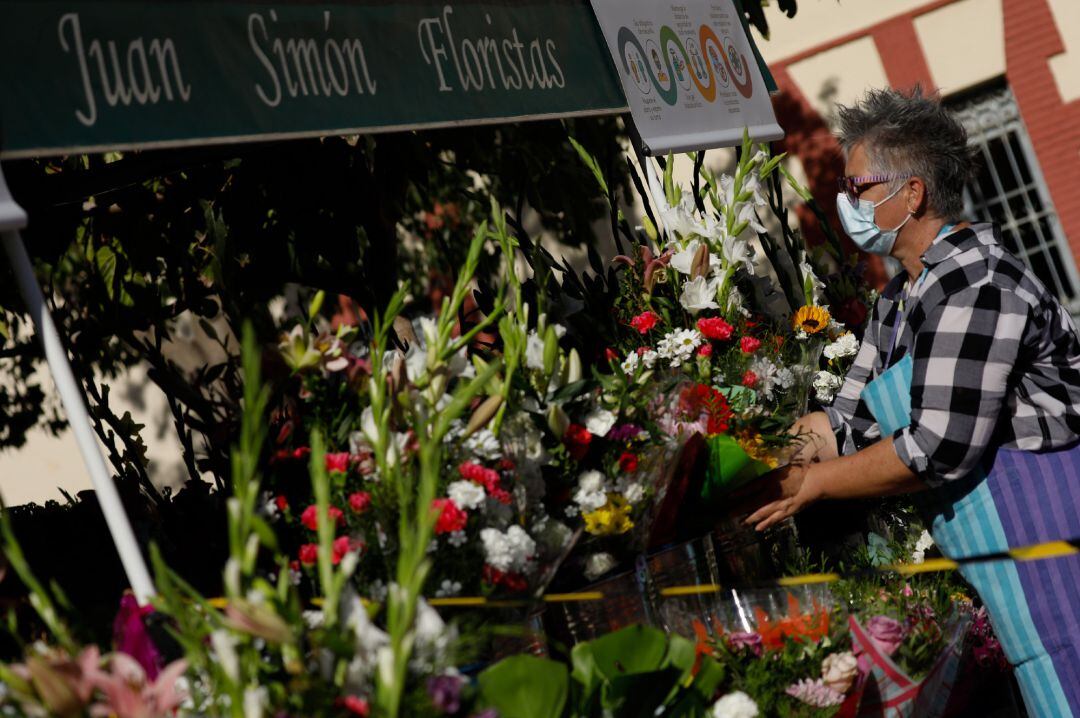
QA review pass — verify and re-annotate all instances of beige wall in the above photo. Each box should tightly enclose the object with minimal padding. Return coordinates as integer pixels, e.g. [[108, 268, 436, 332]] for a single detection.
[[754, 0, 933, 66], [757, 0, 1012, 126], [1047, 0, 1080, 103], [915, 0, 1005, 95]]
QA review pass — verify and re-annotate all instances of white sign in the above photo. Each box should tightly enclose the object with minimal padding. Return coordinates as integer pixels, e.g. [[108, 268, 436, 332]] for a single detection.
[[589, 0, 783, 154]]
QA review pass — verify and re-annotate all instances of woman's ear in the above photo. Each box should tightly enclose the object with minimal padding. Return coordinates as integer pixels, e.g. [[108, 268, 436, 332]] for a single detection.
[[906, 176, 928, 216]]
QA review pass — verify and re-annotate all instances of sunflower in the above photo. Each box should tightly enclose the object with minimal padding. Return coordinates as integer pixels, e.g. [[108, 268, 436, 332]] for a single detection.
[[792, 305, 831, 335]]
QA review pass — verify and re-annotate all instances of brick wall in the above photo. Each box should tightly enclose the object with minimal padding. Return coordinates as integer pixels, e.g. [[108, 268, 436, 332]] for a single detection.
[[1004, 0, 1080, 262]]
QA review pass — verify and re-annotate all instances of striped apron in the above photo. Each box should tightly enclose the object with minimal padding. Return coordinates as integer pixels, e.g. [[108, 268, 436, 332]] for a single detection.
[[861, 278, 1080, 715]]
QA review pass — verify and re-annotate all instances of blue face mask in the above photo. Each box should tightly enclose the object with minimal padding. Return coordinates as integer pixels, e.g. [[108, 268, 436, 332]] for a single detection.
[[836, 184, 912, 256]]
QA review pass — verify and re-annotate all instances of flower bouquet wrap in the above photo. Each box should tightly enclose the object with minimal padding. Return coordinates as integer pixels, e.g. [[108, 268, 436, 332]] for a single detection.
[[844, 607, 972, 718]]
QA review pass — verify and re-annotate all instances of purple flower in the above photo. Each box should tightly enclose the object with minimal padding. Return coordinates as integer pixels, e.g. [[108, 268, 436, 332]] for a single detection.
[[727, 631, 763, 657], [112, 593, 163, 680], [426, 674, 463, 714], [607, 424, 644, 442]]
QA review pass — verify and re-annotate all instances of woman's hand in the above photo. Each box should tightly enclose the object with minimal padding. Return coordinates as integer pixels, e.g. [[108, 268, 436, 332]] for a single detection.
[[732, 463, 822, 532]]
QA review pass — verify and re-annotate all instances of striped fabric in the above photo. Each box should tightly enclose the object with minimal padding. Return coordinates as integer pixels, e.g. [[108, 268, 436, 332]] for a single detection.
[[928, 445, 1080, 717], [861, 355, 912, 438]]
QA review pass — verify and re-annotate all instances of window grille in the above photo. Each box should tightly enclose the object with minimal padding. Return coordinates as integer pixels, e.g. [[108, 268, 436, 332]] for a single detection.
[[949, 84, 1080, 311]]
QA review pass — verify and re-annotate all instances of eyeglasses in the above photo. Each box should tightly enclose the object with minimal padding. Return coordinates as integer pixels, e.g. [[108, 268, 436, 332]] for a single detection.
[[838, 174, 909, 206]]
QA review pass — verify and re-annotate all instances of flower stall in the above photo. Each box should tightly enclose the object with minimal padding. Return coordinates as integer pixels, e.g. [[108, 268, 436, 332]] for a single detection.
[[0, 1, 1026, 717]]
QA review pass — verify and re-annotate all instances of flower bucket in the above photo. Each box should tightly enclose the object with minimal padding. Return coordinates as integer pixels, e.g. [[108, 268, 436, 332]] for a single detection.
[[542, 569, 651, 645], [645, 535, 725, 639], [713, 584, 837, 641]]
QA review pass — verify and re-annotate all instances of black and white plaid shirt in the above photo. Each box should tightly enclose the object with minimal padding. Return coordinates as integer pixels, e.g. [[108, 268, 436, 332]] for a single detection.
[[824, 222, 1080, 486]]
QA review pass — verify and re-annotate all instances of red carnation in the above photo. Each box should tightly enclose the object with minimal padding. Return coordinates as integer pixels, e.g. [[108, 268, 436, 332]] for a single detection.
[[274, 495, 289, 512], [301, 504, 344, 531], [563, 423, 593, 461], [618, 452, 639, 473], [292, 447, 311, 460], [325, 452, 350, 474], [696, 317, 734, 341], [490, 488, 513, 505], [348, 491, 372, 514], [630, 311, 660, 334], [458, 461, 501, 492], [332, 535, 361, 565], [604, 347, 619, 363], [697, 344, 713, 358], [339, 696, 370, 717], [482, 565, 528, 593], [431, 498, 468, 534], [298, 543, 319, 566], [740, 336, 761, 354], [742, 370, 759, 389], [498, 458, 516, 472]]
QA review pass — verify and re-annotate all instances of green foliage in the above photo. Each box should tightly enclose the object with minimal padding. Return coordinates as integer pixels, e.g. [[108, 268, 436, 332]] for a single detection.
[[478, 655, 570, 718], [476, 626, 725, 718]]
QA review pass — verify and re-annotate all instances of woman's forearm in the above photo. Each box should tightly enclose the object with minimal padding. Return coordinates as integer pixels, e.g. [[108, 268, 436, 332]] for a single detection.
[[789, 411, 840, 465], [805, 438, 926, 501]]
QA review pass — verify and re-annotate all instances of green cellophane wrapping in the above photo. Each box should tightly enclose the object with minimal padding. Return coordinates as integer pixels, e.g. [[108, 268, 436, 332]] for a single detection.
[[701, 434, 774, 503]]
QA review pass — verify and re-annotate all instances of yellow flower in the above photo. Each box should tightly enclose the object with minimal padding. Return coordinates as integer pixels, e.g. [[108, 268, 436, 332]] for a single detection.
[[583, 495, 635, 536], [735, 432, 779, 469], [792, 305, 831, 335]]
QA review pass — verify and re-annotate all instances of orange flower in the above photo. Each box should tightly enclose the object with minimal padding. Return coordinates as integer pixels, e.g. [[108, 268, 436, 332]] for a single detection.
[[754, 593, 830, 650]]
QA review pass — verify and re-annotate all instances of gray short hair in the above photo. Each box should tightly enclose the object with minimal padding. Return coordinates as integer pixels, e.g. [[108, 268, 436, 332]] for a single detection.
[[836, 86, 976, 221]]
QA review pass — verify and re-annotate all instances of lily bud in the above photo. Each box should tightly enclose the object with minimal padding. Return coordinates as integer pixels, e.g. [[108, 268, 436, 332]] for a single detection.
[[566, 348, 583, 384], [307, 290, 325, 321], [466, 395, 504, 436], [543, 326, 559, 377], [547, 404, 570, 438], [690, 243, 710, 279], [225, 600, 294, 644], [642, 216, 658, 243]]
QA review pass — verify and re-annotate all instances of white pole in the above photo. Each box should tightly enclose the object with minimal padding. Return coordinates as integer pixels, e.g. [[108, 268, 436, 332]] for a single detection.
[[0, 167, 155, 604]]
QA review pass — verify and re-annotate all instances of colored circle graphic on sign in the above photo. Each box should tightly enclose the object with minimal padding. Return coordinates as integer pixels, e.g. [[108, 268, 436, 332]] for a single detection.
[[616, 22, 754, 106], [623, 42, 652, 94]]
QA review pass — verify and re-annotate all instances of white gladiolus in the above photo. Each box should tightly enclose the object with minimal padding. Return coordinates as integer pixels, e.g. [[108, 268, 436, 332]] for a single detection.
[[524, 330, 546, 371], [679, 276, 721, 314]]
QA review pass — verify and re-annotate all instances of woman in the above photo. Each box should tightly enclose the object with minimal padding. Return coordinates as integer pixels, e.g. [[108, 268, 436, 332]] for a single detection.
[[739, 88, 1080, 715]]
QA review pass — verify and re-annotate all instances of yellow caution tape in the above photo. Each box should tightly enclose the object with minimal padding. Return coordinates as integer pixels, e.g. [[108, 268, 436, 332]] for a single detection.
[[206, 539, 1079, 610]]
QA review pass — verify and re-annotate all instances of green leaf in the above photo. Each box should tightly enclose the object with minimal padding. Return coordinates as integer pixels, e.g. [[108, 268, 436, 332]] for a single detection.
[[478, 654, 569, 718], [95, 245, 119, 300], [605, 667, 683, 713], [568, 136, 608, 196], [550, 379, 589, 403], [576, 625, 669, 680]]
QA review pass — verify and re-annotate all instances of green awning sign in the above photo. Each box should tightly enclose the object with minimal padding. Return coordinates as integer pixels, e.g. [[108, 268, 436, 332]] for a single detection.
[[0, 1, 630, 158]]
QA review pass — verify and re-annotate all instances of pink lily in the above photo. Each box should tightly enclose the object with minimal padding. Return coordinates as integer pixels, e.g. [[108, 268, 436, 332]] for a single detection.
[[89, 652, 188, 718]]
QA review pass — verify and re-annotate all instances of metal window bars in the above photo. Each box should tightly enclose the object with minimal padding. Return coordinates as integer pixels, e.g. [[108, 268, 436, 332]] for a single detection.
[[949, 84, 1080, 314]]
